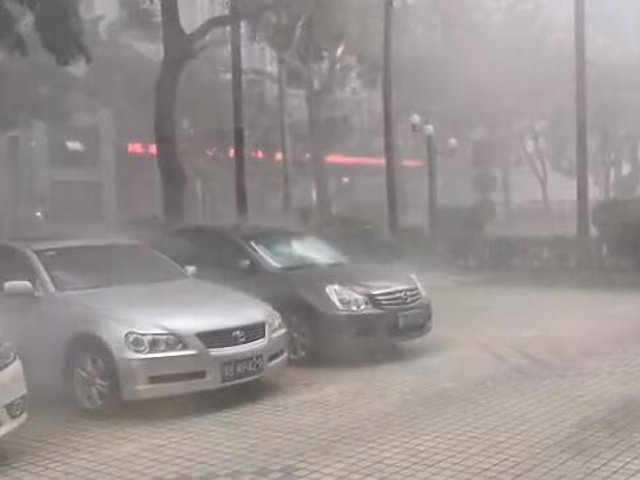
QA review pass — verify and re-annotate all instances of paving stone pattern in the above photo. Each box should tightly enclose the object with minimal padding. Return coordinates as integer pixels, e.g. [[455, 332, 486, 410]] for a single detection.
[[3, 341, 640, 480]]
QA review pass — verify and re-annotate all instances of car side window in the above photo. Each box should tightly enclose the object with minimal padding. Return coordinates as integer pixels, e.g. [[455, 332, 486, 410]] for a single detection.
[[154, 234, 199, 267], [0, 247, 37, 291], [193, 233, 252, 272]]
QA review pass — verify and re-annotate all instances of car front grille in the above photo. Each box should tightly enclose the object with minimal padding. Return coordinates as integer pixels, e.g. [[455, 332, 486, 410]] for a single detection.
[[197, 323, 266, 349], [369, 286, 423, 310]]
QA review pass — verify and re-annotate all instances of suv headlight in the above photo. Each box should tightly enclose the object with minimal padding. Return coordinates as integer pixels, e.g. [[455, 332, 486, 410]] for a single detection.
[[125, 332, 186, 355], [326, 285, 372, 312], [266, 310, 286, 335], [0, 341, 17, 372]]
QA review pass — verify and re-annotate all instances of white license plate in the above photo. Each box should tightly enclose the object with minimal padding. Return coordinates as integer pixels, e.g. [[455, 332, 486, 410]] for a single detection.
[[398, 311, 426, 329], [221, 356, 264, 383]]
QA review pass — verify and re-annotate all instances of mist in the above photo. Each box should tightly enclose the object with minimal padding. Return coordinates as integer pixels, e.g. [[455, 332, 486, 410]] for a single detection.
[[3, 1, 640, 480]]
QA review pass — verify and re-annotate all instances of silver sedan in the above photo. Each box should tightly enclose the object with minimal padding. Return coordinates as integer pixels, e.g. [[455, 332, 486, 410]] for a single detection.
[[0, 239, 288, 414]]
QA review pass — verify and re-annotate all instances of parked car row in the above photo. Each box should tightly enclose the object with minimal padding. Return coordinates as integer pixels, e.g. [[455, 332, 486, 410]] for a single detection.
[[0, 225, 432, 424]]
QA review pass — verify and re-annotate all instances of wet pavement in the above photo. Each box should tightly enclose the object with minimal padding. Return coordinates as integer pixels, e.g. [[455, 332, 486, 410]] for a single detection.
[[3, 272, 640, 479]]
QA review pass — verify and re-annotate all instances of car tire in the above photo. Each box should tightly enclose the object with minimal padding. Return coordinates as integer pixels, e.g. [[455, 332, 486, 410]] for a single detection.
[[285, 312, 317, 365], [67, 343, 121, 415]]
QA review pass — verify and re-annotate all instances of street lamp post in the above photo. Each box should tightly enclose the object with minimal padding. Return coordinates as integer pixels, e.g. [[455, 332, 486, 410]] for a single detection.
[[424, 124, 438, 236], [411, 114, 457, 237], [383, 0, 399, 235]]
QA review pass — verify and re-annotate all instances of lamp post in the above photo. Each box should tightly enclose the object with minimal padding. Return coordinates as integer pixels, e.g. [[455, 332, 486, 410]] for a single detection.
[[411, 114, 458, 237], [383, 0, 399, 235]]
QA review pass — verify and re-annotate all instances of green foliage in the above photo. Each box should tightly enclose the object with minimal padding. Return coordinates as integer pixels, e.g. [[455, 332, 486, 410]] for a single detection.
[[0, 0, 89, 65]]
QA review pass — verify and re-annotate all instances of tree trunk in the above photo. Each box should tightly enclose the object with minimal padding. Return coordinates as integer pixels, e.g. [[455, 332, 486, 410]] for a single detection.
[[499, 152, 513, 220], [541, 180, 551, 214], [154, 58, 187, 225], [277, 56, 292, 216], [230, 0, 248, 221], [305, 87, 331, 221], [612, 145, 624, 196], [602, 164, 612, 200], [623, 136, 640, 198]]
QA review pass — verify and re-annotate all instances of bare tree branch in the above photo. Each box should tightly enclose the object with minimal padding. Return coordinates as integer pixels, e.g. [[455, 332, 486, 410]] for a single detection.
[[187, 3, 276, 57], [188, 14, 231, 46], [318, 42, 346, 97]]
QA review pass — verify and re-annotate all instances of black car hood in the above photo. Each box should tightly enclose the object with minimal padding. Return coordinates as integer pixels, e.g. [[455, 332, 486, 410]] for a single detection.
[[282, 263, 414, 291]]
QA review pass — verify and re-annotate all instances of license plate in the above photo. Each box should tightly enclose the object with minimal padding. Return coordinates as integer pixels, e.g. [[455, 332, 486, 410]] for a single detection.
[[221, 356, 264, 383], [398, 310, 426, 329]]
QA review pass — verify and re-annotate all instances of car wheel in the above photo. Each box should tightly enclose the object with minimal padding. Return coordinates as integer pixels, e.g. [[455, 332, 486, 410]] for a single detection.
[[287, 314, 315, 364], [68, 344, 121, 415]]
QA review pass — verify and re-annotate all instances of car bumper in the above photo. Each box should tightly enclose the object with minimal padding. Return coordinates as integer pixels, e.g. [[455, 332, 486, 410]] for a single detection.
[[0, 360, 28, 439], [117, 332, 288, 401], [315, 302, 433, 350]]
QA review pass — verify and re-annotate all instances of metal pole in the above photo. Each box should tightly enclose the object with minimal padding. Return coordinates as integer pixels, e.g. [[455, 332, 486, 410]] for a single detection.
[[575, 0, 590, 241], [426, 134, 438, 236], [383, 0, 399, 234], [230, 0, 248, 220], [277, 56, 292, 216]]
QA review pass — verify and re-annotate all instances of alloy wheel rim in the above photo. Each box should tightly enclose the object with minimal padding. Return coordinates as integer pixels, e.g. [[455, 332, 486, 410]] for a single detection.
[[73, 353, 110, 411]]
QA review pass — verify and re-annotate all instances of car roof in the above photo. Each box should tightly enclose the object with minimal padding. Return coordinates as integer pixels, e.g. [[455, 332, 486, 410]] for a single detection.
[[6, 236, 139, 251], [174, 224, 305, 238]]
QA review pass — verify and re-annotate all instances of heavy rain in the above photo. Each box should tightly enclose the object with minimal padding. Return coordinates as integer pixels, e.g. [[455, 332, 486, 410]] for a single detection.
[[1, 1, 640, 479]]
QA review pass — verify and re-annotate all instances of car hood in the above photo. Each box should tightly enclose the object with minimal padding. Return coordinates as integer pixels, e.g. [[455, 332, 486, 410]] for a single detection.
[[64, 279, 271, 334], [283, 263, 416, 292]]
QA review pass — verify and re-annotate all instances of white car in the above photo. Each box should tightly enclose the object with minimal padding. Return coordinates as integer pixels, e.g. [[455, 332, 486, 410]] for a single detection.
[[0, 339, 27, 439], [0, 239, 287, 414]]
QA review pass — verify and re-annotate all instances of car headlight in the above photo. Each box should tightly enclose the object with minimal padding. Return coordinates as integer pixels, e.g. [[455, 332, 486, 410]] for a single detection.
[[410, 274, 427, 298], [124, 332, 186, 355], [0, 341, 17, 372], [326, 285, 372, 312], [266, 310, 286, 335]]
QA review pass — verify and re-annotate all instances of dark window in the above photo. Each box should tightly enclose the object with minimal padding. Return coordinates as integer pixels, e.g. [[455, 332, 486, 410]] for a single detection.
[[154, 232, 200, 266], [0, 247, 37, 288], [163, 230, 250, 272], [195, 232, 251, 271]]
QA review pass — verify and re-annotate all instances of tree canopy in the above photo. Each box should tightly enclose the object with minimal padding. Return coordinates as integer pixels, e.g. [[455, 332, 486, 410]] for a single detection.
[[0, 0, 90, 65]]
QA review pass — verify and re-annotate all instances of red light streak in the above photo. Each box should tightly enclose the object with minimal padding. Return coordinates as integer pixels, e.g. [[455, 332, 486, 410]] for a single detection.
[[126, 143, 423, 168]]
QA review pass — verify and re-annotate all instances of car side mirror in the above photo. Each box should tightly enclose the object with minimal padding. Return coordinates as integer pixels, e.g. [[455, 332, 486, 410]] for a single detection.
[[4, 281, 35, 297], [185, 265, 198, 277]]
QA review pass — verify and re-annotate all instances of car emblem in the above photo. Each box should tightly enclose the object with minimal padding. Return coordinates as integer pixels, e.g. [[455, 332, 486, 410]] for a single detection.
[[232, 330, 247, 344], [402, 290, 411, 302]]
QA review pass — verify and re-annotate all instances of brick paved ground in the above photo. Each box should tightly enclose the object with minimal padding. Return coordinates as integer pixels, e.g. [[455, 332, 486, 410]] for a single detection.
[[2, 276, 640, 480]]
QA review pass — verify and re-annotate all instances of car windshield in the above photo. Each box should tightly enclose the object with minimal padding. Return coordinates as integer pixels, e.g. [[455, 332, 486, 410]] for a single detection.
[[245, 233, 348, 270], [35, 244, 187, 292]]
